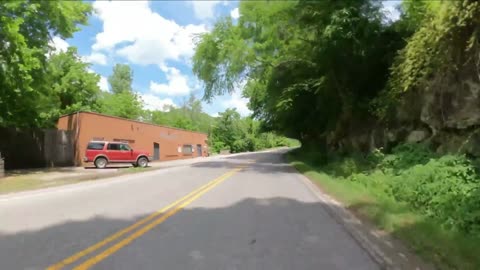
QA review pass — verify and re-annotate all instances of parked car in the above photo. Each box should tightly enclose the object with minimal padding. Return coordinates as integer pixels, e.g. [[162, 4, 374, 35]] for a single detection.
[[84, 141, 152, 169]]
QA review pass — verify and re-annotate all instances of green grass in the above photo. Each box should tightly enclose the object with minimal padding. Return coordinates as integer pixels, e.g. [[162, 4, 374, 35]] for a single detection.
[[0, 166, 153, 195], [0, 176, 46, 194], [288, 153, 480, 270]]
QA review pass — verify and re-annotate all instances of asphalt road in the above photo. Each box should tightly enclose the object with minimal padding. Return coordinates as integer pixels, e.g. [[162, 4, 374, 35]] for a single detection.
[[0, 150, 379, 270]]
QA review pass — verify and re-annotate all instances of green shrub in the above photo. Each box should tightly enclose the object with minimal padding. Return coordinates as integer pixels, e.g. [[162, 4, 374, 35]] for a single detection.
[[311, 143, 480, 234], [289, 148, 480, 270], [210, 140, 226, 153], [333, 158, 361, 177], [390, 155, 480, 233], [378, 143, 434, 174], [348, 170, 393, 194]]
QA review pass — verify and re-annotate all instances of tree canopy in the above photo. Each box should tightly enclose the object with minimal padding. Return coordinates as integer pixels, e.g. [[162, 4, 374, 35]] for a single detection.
[[0, 1, 92, 127], [193, 0, 407, 146], [98, 64, 144, 120], [39, 47, 101, 126], [192, 0, 480, 150], [109, 64, 134, 94]]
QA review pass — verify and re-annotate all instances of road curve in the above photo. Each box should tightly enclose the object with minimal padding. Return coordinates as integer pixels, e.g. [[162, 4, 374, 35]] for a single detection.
[[0, 150, 379, 270]]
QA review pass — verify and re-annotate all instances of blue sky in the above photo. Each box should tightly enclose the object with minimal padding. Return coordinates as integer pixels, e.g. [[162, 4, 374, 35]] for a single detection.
[[52, 1, 401, 117]]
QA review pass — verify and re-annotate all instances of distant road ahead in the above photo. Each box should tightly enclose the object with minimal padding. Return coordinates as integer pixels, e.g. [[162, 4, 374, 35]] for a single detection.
[[0, 150, 378, 270]]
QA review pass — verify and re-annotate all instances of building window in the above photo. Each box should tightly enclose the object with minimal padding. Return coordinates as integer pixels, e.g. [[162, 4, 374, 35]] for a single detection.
[[182, 144, 193, 154]]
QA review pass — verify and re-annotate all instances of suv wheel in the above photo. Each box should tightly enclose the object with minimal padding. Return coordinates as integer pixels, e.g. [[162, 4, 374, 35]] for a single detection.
[[137, 157, 148, 168], [95, 157, 108, 169]]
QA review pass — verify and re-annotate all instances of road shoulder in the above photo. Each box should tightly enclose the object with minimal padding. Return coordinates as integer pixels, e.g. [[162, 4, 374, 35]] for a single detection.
[[288, 159, 434, 270]]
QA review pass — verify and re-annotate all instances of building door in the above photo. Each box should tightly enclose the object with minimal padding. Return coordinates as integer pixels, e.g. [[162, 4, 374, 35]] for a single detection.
[[153, 143, 160, 161], [196, 144, 202, 157]]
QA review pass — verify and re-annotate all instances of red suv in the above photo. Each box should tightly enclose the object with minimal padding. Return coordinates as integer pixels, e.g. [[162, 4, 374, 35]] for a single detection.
[[84, 141, 152, 169]]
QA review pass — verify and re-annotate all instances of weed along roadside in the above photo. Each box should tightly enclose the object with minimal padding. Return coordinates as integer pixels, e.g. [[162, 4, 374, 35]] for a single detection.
[[0, 167, 158, 195], [287, 145, 480, 270]]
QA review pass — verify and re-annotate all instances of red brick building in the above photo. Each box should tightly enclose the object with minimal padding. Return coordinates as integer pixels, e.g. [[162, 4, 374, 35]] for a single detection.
[[57, 112, 208, 166]]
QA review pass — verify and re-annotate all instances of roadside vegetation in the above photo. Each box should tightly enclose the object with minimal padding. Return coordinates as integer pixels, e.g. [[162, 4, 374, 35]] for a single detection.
[[288, 145, 480, 269], [0, 165, 162, 195]]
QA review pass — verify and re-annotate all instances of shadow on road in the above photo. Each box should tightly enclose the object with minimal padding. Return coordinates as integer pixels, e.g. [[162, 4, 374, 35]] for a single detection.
[[0, 196, 430, 270]]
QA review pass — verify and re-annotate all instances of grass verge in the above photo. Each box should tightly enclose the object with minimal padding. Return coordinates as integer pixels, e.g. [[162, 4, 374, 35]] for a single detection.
[[288, 152, 480, 270], [0, 167, 156, 195]]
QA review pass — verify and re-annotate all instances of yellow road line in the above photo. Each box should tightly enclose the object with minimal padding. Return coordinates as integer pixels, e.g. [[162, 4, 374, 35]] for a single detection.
[[73, 167, 242, 270], [47, 168, 241, 270]]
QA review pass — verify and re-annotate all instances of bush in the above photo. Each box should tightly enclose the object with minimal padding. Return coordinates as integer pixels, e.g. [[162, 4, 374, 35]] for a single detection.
[[210, 140, 226, 154], [390, 155, 480, 233], [315, 143, 480, 234], [377, 143, 434, 174]]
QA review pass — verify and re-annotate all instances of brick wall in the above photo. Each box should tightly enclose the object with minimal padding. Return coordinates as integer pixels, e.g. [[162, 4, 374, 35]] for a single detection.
[[58, 112, 209, 166]]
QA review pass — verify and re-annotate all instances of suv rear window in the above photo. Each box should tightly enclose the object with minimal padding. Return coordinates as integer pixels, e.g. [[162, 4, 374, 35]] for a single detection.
[[87, 142, 105, 150]]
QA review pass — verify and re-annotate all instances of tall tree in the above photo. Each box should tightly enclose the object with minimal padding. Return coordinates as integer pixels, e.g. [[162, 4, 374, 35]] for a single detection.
[[0, 1, 92, 127], [39, 47, 101, 126], [98, 91, 143, 120], [193, 0, 403, 147], [108, 64, 133, 94], [98, 64, 143, 120], [209, 109, 242, 152]]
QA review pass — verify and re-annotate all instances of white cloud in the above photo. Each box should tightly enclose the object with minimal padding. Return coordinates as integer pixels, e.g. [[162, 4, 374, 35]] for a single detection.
[[92, 1, 207, 66], [230, 8, 239, 19], [82, 52, 107, 65], [381, 1, 401, 22], [141, 93, 177, 111], [98, 76, 109, 92], [222, 90, 251, 116], [150, 66, 191, 96], [49, 36, 69, 54], [189, 1, 221, 20]]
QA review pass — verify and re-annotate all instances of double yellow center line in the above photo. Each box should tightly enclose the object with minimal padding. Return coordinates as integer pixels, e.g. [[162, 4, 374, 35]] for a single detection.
[[47, 166, 244, 270]]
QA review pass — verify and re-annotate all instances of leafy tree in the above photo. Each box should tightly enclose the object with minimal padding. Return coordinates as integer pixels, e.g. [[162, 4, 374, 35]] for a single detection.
[[193, 0, 402, 147], [39, 47, 101, 126], [210, 109, 242, 152], [144, 94, 216, 133], [108, 64, 133, 94], [98, 64, 143, 120], [98, 91, 143, 120], [208, 108, 297, 153], [0, 1, 92, 127]]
